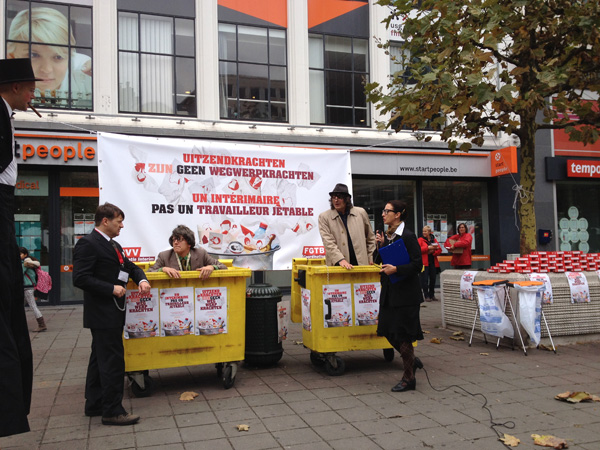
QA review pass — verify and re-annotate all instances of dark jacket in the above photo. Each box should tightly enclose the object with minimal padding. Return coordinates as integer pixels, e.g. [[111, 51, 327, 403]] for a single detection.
[[0, 98, 14, 175], [73, 229, 147, 329], [375, 227, 423, 307]]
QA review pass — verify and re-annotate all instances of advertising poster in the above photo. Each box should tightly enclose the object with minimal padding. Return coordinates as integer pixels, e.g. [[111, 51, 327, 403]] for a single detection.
[[460, 271, 478, 300], [277, 300, 290, 342], [98, 133, 351, 270], [159, 287, 195, 336], [566, 272, 590, 303], [322, 284, 352, 328], [194, 287, 227, 335], [6, 3, 93, 109], [301, 288, 311, 331], [124, 288, 159, 339], [528, 273, 553, 304], [353, 282, 381, 326]]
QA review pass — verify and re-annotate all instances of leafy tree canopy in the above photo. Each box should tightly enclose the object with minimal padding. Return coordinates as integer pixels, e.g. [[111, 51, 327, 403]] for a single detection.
[[367, 0, 600, 254], [367, 0, 600, 152]]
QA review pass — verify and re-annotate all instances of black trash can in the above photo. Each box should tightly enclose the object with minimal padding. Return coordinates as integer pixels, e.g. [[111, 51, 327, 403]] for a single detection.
[[245, 283, 283, 366]]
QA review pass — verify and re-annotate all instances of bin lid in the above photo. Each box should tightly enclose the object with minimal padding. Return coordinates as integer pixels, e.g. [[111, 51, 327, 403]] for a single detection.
[[246, 283, 282, 299]]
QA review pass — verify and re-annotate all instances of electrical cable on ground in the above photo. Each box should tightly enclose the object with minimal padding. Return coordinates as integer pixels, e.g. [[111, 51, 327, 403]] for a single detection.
[[415, 361, 516, 448]]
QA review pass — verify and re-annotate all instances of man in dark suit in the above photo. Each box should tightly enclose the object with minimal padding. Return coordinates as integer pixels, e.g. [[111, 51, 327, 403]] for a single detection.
[[73, 202, 151, 426], [0, 58, 39, 438]]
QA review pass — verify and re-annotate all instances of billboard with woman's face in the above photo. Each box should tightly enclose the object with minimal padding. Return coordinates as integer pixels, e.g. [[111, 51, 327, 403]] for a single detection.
[[5, 1, 93, 110]]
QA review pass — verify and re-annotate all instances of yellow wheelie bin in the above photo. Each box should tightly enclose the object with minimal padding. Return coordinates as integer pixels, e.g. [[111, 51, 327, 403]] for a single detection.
[[124, 265, 251, 396], [291, 258, 394, 375]]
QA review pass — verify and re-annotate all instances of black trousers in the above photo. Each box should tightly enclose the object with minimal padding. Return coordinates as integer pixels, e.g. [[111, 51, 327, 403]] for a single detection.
[[85, 328, 127, 417], [0, 184, 32, 437], [420, 265, 437, 298]]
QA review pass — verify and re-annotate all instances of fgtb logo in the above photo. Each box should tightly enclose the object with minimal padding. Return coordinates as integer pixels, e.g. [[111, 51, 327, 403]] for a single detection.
[[302, 246, 326, 258]]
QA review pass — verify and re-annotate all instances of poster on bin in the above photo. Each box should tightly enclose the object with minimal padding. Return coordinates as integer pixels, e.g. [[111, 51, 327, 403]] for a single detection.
[[528, 273, 553, 304], [159, 287, 195, 336], [124, 288, 159, 339], [194, 287, 227, 335], [322, 284, 352, 328], [277, 300, 290, 342], [301, 288, 311, 331], [97, 133, 351, 270], [565, 272, 590, 303], [354, 282, 380, 326]]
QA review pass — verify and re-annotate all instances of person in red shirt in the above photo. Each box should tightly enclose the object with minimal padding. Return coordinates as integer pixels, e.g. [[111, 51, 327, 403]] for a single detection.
[[444, 223, 473, 269], [418, 226, 442, 301]]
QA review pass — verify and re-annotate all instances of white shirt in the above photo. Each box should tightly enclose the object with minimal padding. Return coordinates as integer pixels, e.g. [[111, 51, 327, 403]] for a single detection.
[[0, 98, 17, 186]]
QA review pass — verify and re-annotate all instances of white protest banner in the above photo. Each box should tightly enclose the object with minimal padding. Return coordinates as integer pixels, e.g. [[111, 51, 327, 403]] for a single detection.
[[124, 288, 159, 339], [322, 284, 352, 328], [301, 288, 311, 331], [353, 282, 381, 326], [195, 287, 227, 335], [97, 133, 351, 270], [159, 287, 195, 336]]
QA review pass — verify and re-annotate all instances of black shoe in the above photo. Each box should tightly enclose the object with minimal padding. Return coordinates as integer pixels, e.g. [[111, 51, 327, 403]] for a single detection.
[[85, 409, 102, 417], [391, 378, 416, 392], [101, 413, 140, 426], [413, 356, 424, 372]]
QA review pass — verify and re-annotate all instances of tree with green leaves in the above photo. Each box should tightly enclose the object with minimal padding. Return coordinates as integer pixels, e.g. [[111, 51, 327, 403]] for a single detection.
[[366, 0, 600, 255]]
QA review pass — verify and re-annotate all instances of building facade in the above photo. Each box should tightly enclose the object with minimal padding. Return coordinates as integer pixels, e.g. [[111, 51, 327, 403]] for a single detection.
[[5, 0, 582, 304]]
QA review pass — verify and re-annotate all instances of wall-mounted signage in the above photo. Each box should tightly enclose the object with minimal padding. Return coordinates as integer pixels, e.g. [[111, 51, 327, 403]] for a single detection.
[[567, 159, 600, 178], [491, 146, 517, 177], [16, 134, 97, 167]]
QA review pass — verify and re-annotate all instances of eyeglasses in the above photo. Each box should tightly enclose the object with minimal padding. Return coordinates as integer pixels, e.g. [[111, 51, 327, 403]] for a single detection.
[[172, 236, 185, 243], [382, 209, 397, 215], [330, 194, 346, 200]]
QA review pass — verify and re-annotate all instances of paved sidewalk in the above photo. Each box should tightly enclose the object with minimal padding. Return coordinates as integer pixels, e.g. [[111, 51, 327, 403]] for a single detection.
[[2, 297, 600, 450]]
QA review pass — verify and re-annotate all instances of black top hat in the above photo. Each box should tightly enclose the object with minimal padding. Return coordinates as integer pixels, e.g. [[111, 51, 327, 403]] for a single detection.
[[0, 58, 42, 84], [329, 183, 350, 197]]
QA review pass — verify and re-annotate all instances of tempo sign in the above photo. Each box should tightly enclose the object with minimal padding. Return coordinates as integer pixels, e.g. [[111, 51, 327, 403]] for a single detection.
[[567, 160, 600, 178]]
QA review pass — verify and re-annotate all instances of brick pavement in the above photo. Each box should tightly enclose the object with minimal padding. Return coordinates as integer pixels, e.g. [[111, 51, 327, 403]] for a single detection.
[[2, 296, 600, 449]]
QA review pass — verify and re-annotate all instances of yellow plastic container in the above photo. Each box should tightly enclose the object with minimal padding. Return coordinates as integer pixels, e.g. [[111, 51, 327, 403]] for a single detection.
[[124, 267, 251, 392], [291, 259, 393, 375]]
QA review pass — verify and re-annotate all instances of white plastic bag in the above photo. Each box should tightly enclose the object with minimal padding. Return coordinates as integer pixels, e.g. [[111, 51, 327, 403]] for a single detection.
[[514, 285, 543, 346], [475, 285, 514, 339]]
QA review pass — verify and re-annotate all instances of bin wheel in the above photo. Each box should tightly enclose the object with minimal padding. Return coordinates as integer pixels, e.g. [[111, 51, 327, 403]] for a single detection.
[[324, 356, 345, 376], [310, 351, 326, 367], [383, 348, 395, 362], [222, 364, 235, 389], [216, 363, 224, 378], [131, 373, 154, 398]]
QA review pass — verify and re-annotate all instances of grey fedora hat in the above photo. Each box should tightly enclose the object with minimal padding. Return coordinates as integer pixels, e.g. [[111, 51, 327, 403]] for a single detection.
[[329, 183, 351, 196]]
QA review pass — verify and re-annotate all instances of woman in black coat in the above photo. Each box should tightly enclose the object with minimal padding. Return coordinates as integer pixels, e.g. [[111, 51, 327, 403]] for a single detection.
[[375, 200, 424, 392]]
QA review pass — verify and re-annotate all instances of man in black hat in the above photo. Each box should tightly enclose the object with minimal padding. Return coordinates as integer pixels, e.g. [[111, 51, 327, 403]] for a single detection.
[[0, 58, 40, 437], [318, 183, 376, 269]]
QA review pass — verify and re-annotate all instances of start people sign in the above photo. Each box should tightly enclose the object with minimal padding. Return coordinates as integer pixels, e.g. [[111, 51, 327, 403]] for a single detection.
[[98, 133, 351, 270]]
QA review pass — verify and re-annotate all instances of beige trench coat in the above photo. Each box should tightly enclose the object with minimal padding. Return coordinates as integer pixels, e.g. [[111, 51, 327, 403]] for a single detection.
[[318, 206, 376, 266]]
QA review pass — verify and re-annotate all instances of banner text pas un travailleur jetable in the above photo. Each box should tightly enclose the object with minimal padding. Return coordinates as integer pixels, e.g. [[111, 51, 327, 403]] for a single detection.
[[97, 133, 352, 270]]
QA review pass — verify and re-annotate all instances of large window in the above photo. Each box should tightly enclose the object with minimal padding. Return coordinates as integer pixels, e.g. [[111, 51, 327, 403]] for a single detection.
[[556, 181, 600, 253], [309, 34, 369, 127], [353, 179, 415, 232], [422, 180, 487, 258], [5, 0, 93, 110], [218, 24, 287, 122], [118, 11, 196, 116]]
